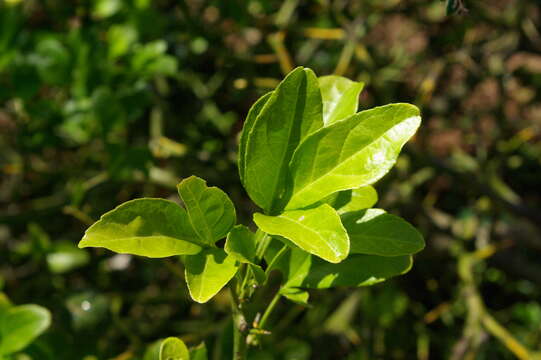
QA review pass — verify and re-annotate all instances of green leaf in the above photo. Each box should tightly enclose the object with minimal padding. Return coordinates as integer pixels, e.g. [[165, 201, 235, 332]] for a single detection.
[[342, 209, 425, 256], [143, 339, 162, 360], [224, 225, 256, 264], [189, 343, 208, 360], [319, 75, 364, 125], [253, 204, 349, 263], [184, 248, 239, 303], [283, 251, 413, 289], [177, 176, 236, 245], [244, 67, 323, 213], [324, 186, 378, 214], [249, 264, 267, 285], [159, 337, 189, 360], [337, 186, 378, 214], [0, 305, 51, 356], [287, 103, 421, 210], [280, 287, 310, 305], [79, 199, 203, 257], [238, 91, 272, 184]]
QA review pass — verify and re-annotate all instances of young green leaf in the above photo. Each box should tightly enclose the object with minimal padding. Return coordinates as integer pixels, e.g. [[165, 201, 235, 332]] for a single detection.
[[285, 253, 413, 289], [336, 186, 378, 214], [342, 209, 425, 256], [249, 264, 267, 285], [159, 337, 189, 360], [324, 186, 378, 214], [79, 199, 203, 257], [319, 75, 364, 125], [177, 176, 236, 245], [244, 67, 323, 213], [238, 91, 272, 184], [0, 305, 51, 356], [225, 225, 256, 264], [253, 204, 349, 263], [280, 287, 310, 305], [286, 103, 421, 210], [184, 248, 239, 303], [189, 343, 208, 360]]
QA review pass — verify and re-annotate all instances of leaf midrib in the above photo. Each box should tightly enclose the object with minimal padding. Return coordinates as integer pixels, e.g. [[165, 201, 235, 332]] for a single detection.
[[290, 111, 419, 205], [277, 214, 342, 260], [183, 185, 213, 244]]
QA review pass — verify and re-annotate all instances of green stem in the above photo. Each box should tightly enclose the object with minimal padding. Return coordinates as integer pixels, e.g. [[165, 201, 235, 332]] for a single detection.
[[230, 284, 248, 360], [255, 229, 271, 261], [265, 244, 289, 276], [259, 290, 282, 330]]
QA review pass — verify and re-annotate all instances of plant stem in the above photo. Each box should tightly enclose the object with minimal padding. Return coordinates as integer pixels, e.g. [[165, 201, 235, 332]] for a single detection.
[[259, 290, 282, 330], [265, 244, 288, 276], [230, 283, 248, 360], [255, 229, 271, 261]]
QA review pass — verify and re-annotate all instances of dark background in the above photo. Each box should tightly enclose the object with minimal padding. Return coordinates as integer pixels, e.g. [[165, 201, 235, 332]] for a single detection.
[[1, 0, 540, 359]]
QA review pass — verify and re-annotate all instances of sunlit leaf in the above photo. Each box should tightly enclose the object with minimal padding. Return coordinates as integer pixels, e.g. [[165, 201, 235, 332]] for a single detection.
[[159, 337, 189, 360], [319, 75, 364, 125], [243, 67, 323, 213], [0, 304, 51, 356], [177, 176, 236, 245], [254, 204, 349, 263], [79, 199, 203, 257], [184, 249, 239, 303], [287, 104, 421, 209], [238, 91, 272, 184]]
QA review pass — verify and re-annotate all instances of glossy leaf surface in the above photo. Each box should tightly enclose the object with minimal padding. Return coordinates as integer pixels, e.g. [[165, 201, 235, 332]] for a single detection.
[[336, 186, 378, 214], [184, 248, 239, 303], [159, 337, 189, 360], [319, 75, 364, 125], [177, 176, 236, 245], [287, 104, 421, 209], [342, 209, 425, 256], [324, 186, 378, 214], [244, 67, 323, 212], [225, 225, 256, 264], [253, 204, 349, 263], [238, 91, 272, 184], [79, 199, 202, 257], [0, 304, 51, 356]]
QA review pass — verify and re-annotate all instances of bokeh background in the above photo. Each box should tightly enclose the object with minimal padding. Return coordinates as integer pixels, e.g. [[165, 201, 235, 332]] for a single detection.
[[1, 0, 540, 359]]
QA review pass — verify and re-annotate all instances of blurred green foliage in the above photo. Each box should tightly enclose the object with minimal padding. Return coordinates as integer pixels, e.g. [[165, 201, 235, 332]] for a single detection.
[[1, 0, 540, 359]]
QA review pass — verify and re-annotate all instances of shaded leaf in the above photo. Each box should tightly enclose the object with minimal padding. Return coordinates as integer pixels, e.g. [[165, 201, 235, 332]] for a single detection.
[[177, 176, 236, 245], [184, 248, 239, 303], [287, 253, 413, 289], [189, 343, 208, 360], [250, 264, 267, 285], [287, 104, 421, 209], [79, 199, 202, 257], [343, 209, 425, 256], [280, 287, 310, 305], [254, 204, 349, 263], [225, 225, 255, 264]]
